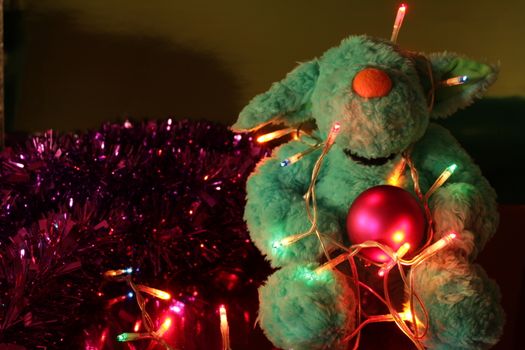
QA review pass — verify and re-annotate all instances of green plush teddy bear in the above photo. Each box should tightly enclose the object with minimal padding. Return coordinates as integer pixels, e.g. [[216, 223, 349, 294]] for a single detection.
[[232, 35, 504, 349]]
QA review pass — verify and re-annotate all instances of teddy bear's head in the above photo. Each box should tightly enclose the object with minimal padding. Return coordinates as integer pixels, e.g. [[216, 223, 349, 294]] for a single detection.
[[233, 35, 496, 163]]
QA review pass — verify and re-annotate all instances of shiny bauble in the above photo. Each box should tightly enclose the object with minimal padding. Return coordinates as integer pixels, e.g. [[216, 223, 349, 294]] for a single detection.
[[346, 185, 426, 263]]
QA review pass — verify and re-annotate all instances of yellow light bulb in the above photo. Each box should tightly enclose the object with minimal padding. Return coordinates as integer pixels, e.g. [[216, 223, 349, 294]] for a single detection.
[[400, 304, 424, 329], [156, 317, 172, 337], [315, 253, 349, 274], [256, 128, 295, 143], [136, 285, 172, 300], [219, 305, 231, 350], [104, 267, 133, 277], [274, 231, 313, 248], [387, 158, 407, 187], [441, 76, 469, 87]]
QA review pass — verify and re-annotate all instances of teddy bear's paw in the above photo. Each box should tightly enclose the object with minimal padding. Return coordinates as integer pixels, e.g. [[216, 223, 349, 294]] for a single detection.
[[258, 264, 356, 350], [262, 232, 336, 268], [252, 225, 343, 268], [431, 182, 499, 259], [246, 196, 343, 267], [411, 259, 504, 350]]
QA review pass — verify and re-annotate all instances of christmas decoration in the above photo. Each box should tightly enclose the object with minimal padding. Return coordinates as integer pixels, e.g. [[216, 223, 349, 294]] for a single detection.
[[232, 4, 504, 349], [0, 119, 274, 349], [346, 185, 426, 263]]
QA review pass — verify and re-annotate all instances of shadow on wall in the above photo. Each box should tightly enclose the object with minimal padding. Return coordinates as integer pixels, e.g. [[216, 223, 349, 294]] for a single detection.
[[9, 10, 241, 132], [438, 96, 525, 204]]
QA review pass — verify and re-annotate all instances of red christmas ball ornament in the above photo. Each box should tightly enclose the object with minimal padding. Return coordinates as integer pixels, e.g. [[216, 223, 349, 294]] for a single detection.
[[346, 185, 426, 263]]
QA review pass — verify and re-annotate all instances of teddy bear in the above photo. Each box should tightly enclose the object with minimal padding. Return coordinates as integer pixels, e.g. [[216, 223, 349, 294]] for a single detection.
[[232, 35, 504, 349]]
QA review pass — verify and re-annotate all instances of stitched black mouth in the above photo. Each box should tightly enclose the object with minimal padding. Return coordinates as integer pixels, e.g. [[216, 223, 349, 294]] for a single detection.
[[344, 149, 396, 166]]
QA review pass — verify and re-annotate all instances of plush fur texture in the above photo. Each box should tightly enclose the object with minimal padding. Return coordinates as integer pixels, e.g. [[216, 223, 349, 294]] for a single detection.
[[258, 264, 355, 350], [234, 35, 504, 349], [412, 254, 504, 349], [428, 52, 499, 119], [233, 60, 320, 130]]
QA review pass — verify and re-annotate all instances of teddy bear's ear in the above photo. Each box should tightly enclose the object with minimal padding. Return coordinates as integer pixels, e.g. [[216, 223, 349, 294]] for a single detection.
[[429, 53, 498, 119], [231, 60, 319, 132]]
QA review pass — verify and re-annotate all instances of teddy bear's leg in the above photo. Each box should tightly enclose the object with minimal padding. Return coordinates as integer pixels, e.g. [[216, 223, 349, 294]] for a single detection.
[[258, 264, 356, 350], [411, 254, 504, 350], [244, 142, 343, 267]]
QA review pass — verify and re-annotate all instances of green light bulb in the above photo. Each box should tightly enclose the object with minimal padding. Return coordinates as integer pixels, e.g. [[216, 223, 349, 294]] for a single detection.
[[116, 333, 129, 342]]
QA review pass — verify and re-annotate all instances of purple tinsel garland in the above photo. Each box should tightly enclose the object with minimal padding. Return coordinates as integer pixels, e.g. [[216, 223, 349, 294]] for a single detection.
[[0, 119, 273, 349]]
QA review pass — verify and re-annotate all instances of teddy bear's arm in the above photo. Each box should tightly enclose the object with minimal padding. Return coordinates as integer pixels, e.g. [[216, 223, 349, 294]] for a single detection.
[[415, 123, 498, 258], [244, 141, 341, 267]]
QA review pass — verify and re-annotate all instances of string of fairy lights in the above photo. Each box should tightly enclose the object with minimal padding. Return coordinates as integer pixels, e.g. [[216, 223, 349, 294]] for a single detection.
[[258, 118, 458, 349], [104, 267, 232, 350], [99, 4, 470, 349]]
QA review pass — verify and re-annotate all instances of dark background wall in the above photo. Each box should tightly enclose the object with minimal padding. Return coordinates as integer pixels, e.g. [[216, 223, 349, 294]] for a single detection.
[[5, 0, 525, 132]]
